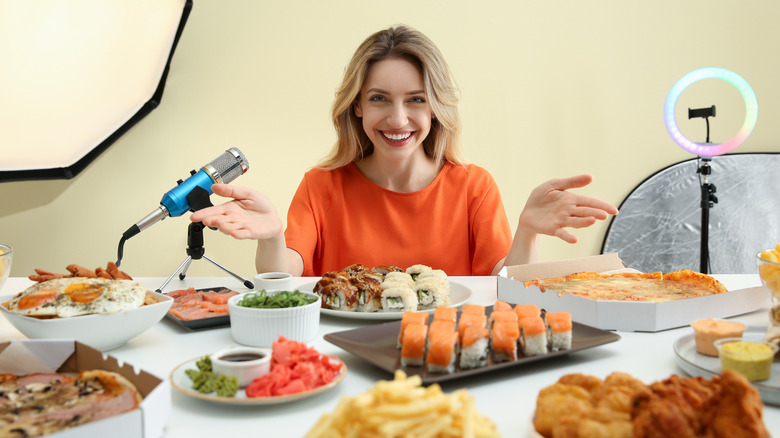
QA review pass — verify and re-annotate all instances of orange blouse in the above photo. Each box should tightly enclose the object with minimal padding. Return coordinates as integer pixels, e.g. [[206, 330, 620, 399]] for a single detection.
[[284, 162, 512, 276]]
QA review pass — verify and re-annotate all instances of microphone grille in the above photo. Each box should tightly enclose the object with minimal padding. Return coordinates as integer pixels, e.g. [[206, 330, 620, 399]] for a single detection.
[[207, 147, 249, 184]]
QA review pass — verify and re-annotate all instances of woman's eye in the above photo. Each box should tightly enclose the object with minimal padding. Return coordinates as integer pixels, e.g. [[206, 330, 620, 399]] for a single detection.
[[409, 96, 426, 103], [369, 95, 387, 102]]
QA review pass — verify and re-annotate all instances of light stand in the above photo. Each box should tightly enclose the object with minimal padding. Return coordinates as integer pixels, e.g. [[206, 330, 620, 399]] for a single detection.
[[663, 67, 758, 274], [155, 186, 254, 293], [690, 105, 717, 274]]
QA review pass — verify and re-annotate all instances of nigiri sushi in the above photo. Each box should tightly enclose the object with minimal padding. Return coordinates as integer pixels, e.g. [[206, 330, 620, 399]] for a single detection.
[[400, 323, 428, 367], [545, 311, 572, 351]]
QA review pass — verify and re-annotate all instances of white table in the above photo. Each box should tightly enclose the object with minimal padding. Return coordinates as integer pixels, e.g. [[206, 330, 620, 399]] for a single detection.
[[1, 275, 778, 437]]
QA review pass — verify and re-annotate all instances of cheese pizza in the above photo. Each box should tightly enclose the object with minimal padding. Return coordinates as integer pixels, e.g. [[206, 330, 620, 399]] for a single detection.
[[523, 270, 727, 302]]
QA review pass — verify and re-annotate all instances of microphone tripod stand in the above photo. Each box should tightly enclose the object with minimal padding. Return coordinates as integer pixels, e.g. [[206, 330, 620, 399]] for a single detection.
[[156, 186, 254, 292], [697, 158, 717, 275]]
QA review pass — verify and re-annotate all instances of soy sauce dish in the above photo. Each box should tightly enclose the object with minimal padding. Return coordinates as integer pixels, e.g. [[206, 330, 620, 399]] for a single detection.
[[210, 346, 272, 387]]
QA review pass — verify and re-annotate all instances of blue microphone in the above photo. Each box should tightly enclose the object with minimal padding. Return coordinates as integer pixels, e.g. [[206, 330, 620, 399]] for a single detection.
[[116, 147, 249, 265]]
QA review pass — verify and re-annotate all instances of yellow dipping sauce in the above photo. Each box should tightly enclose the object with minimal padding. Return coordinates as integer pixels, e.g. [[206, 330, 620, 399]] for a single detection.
[[718, 341, 775, 381]]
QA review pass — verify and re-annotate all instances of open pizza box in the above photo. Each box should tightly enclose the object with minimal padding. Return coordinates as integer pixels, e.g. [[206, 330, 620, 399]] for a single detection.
[[497, 253, 771, 332], [0, 339, 170, 438]]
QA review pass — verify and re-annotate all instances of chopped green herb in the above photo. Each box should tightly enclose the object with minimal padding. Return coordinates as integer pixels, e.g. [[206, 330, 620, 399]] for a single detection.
[[237, 290, 318, 309], [185, 355, 238, 397]]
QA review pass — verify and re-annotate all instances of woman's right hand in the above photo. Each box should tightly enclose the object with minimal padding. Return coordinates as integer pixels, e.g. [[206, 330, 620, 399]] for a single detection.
[[189, 184, 283, 241]]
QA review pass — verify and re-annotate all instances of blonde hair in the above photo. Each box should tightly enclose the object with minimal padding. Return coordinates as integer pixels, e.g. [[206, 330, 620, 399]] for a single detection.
[[318, 25, 465, 169]]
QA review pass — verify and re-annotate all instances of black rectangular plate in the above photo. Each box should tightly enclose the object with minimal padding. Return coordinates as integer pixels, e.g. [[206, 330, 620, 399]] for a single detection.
[[164, 287, 235, 331], [324, 306, 621, 384]]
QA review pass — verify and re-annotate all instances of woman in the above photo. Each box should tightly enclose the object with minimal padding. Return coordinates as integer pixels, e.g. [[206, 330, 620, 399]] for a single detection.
[[191, 25, 618, 276]]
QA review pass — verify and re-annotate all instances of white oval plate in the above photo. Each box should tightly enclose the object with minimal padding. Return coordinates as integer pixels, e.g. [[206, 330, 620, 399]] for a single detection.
[[297, 281, 472, 321], [169, 355, 346, 405]]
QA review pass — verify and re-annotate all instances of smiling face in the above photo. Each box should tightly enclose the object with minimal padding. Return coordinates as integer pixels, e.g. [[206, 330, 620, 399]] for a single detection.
[[354, 57, 433, 164]]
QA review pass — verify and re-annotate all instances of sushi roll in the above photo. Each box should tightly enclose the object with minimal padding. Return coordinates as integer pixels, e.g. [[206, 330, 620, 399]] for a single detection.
[[459, 326, 489, 369], [514, 304, 540, 321], [457, 313, 487, 344], [545, 311, 572, 351], [318, 282, 359, 311], [406, 264, 432, 280], [398, 311, 429, 348], [382, 272, 415, 287], [371, 265, 403, 277], [426, 328, 458, 373], [400, 323, 428, 367], [461, 304, 486, 316], [491, 320, 519, 362], [416, 269, 447, 281], [433, 306, 458, 324], [427, 320, 456, 350], [352, 271, 383, 312], [494, 300, 513, 313], [414, 277, 449, 309], [381, 287, 418, 311], [488, 310, 518, 330], [520, 316, 548, 357]]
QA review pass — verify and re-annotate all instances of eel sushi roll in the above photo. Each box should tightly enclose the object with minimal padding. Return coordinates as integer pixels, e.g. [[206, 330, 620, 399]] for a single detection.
[[426, 328, 458, 373], [459, 325, 489, 369], [514, 304, 540, 321], [381, 287, 418, 311], [397, 311, 429, 348], [545, 311, 572, 351], [352, 271, 383, 312], [491, 320, 519, 362], [400, 323, 428, 367], [457, 313, 487, 344], [370, 265, 403, 277], [319, 282, 359, 311], [414, 277, 449, 309], [406, 264, 433, 279], [520, 316, 548, 357]]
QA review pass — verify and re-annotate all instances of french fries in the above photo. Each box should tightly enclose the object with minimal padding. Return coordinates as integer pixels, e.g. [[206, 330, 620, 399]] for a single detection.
[[305, 370, 500, 438]]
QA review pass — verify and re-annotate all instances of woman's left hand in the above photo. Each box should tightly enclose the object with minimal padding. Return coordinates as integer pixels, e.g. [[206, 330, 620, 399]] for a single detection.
[[518, 174, 618, 244]]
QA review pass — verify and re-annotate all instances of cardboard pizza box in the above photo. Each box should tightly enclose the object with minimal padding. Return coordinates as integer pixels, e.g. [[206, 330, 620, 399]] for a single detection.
[[0, 340, 170, 438], [497, 253, 771, 332]]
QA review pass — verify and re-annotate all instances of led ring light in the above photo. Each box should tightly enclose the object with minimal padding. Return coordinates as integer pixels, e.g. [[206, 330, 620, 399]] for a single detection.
[[664, 67, 758, 158]]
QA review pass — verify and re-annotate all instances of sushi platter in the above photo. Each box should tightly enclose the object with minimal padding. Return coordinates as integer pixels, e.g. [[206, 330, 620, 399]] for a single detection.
[[299, 281, 473, 320], [674, 326, 780, 406], [324, 306, 621, 384], [164, 287, 236, 330]]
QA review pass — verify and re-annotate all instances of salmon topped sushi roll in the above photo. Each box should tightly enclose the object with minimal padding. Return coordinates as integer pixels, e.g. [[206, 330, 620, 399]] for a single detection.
[[459, 325, 489, 369], [545, 311, 572, 351], [494, 300, 513, 312], [488, 310, 518, 330], [491, 320, 519, 362], [520, 315, 548, 357], [514, 304, 540, 321], [426, 329, 458, 373], [433, 306, 457, 324], [457, 313, 487, 344], [461, 304, 486, 316], [400, 323, 428, 367], [397, 311, 429, 348]]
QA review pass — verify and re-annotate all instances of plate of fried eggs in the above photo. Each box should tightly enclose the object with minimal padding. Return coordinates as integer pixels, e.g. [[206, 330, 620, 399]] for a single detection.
[[0, 277, 173, 350]]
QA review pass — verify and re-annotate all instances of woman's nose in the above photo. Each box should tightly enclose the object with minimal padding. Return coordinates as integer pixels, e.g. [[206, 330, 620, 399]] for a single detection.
[[387, 103, 408, 128]]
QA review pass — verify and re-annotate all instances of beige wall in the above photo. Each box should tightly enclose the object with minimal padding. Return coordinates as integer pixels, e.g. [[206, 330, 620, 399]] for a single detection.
[[2, 1, 778, 281]]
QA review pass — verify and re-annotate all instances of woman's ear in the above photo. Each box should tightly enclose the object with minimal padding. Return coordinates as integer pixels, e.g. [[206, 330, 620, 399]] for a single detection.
[[354, 100, 362, 117]]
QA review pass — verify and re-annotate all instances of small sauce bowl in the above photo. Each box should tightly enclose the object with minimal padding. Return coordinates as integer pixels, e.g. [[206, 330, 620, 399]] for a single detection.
[[210, 346, 272, 387], [714, 337, 778, 381], [253, 272, 293, 291]]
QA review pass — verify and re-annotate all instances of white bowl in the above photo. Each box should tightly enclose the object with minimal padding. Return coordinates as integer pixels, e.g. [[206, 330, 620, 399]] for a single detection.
[[228, 290, 320, 347], [253, 272, 293, 291], [210, 346, 272, 387], [0, 244, 12, 294], [0, 291, 173, 351]]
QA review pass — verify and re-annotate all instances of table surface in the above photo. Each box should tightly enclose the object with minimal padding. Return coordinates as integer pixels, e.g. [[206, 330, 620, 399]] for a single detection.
[[1, 275, 778, 437]]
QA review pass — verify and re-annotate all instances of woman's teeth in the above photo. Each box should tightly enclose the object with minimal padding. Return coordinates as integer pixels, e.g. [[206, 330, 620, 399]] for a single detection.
[[383, 132, 411, 141]]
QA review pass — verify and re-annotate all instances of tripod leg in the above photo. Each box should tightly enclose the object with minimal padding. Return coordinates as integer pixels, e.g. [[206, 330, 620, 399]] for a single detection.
[[156, 256, 193, 293], [202, 254, 255, 289], [179, 257, 194, 280]]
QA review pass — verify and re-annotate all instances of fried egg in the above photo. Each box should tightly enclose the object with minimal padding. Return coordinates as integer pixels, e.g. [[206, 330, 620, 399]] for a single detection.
[[7, 278, 146, 318]]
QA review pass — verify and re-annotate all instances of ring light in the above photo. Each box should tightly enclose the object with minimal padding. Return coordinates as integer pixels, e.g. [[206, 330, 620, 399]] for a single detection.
[[664, 67, 758, 158]]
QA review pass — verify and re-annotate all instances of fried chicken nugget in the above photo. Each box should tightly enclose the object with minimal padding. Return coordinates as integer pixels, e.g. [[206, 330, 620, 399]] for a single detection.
[[710, 370, 770, 438], [592, 372, 651, 414], [534, 383, 592, 437], [553, 407, 633, 438]]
